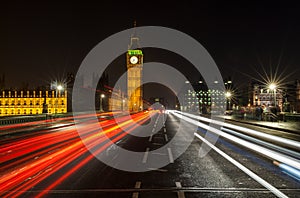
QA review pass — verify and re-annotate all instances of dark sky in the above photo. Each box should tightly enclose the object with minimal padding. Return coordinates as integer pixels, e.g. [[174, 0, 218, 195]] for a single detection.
[[1, 1, 300, 89]]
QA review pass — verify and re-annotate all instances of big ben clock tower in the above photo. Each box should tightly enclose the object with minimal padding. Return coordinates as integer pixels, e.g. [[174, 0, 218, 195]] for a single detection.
[[127, 26, 143, 112]]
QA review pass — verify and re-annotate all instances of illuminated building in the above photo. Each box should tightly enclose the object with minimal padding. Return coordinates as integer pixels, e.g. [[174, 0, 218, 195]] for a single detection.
[[252, 82, 283, 109], [180, 79, 233, 113], [297, 80, 300, 112], [0, 90, 67, 116], [282, 79, 300, 113], [126, 30, 143, 112], [108, 88, 126, 111]]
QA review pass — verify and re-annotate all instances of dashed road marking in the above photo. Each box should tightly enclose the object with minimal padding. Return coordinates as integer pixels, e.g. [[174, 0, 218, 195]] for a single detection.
[[163, 128, 166, 133], [148, 135, 153, 142], [142, 148, 150, 163], [175, 182, 185, 198], [148, 168, 168, 172], [167, 148, 174, 163], [132, 181, 141, 198], [164, 134, 168, 141], [152, 152, 167, 156]]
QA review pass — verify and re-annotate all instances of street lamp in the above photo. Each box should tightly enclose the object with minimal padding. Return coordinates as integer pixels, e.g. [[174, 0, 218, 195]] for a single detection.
[[225, 91, 232, 110], [100, 94, 105, 112], [56, 84, 63, 114], [269, 83, 276, 107], [122, 99, 125, 111]]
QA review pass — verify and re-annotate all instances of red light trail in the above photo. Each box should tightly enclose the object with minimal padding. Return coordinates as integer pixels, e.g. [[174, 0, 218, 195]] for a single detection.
[[0, 111, 156, 197]]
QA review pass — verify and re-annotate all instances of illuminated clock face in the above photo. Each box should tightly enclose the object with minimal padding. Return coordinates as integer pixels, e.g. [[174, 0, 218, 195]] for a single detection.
[[130, 56, 138, 64]]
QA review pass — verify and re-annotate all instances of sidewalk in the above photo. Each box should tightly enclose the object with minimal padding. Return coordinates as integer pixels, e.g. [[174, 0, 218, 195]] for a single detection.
[[221, 115, 300, 134]]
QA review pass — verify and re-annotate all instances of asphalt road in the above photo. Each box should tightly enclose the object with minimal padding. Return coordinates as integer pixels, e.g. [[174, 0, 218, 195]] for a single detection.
[[0, 111, 299, 198]]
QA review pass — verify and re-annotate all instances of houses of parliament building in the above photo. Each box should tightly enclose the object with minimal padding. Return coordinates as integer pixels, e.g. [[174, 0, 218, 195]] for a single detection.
[[0, 90, 67, 116]]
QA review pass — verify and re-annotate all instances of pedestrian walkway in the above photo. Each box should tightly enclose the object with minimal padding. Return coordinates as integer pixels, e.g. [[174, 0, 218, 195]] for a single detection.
[[221, 115, 300, 134]]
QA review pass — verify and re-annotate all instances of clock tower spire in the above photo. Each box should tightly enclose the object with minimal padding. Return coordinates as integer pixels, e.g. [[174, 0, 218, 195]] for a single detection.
[[126, 22, 143, 112]]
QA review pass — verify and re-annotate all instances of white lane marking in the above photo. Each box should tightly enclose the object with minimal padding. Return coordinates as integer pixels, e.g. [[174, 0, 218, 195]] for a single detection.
[[152, 128, 155, 133], [165, 134, 168, 142], [149, 135, 153, 142], [164, 128, 166, 133], [132, 181, 141, 198], [194, 133, 288, 198], [142, 148, 150, 163], [175, 182, 185, 198], [152, 152, 167, 156], [148, 168, 168, 172], [167, 148, 174, 163]]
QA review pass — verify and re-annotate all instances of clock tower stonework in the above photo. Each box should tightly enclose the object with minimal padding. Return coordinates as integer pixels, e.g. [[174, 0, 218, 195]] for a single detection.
[[127, 33, 143, 112]]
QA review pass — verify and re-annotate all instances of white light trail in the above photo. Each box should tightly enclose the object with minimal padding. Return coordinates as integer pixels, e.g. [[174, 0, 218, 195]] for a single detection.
[[169, 111, 300, 171]]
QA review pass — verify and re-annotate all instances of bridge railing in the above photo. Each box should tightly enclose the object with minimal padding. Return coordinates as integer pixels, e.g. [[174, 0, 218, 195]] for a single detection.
[[0, 115, 48, 125]]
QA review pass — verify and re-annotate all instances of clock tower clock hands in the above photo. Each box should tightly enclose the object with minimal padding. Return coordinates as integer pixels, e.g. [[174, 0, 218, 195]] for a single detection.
[[130, 56, 138, 64]]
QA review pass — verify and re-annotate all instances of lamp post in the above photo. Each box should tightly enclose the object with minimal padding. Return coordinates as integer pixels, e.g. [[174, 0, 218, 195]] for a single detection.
[[269, 83, 276, 107], [122, 99, 125, 111], [225, 91, 232, 110], [56, 85, 63, 114], [100, 94, 105, 112]]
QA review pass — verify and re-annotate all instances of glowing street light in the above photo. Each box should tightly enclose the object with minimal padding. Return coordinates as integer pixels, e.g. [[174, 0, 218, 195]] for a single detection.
[[225, 91, 232, 98], [57, 85, 63, 91], [269, 83, 276, 91]]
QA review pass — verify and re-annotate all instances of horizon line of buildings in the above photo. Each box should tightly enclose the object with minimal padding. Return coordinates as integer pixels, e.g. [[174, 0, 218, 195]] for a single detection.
[[1, 74, 300, 116]]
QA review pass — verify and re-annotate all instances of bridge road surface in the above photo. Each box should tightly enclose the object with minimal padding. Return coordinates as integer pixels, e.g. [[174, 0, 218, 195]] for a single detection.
[[0, 111, 299, 197]]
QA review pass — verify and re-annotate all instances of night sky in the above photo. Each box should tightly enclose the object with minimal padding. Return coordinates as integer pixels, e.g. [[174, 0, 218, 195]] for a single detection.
[[1, 1, 300, 90]]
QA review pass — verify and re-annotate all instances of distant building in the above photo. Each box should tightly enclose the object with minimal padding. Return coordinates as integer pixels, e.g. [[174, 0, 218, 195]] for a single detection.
[[149, 97, 166, 107], [297, 80, 300, 113], [179, 78, 233, 113], [0, 90, 67, 116], [251, 83, 283, 108], [249, 79, 300, 113], [283, 79, 300, 113], [108, 88, 126, 111]]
